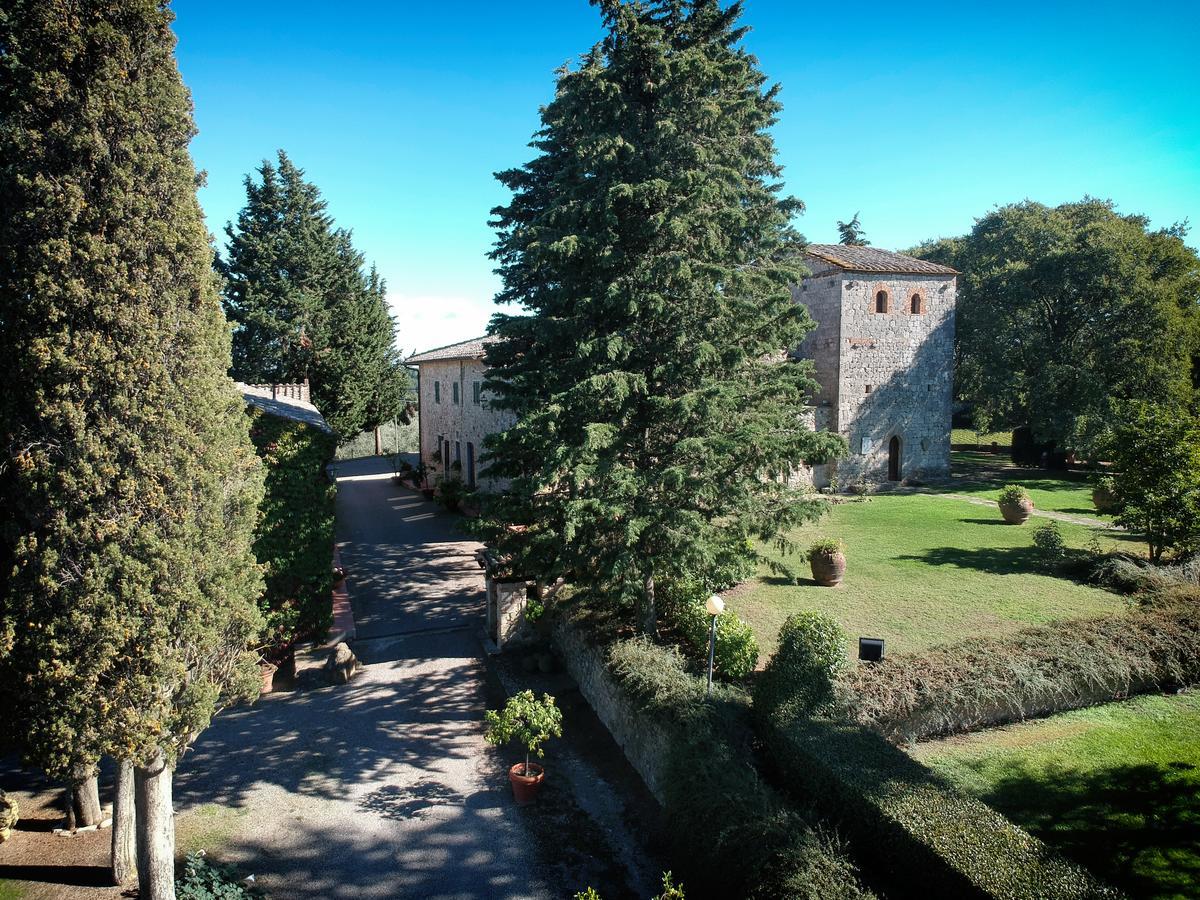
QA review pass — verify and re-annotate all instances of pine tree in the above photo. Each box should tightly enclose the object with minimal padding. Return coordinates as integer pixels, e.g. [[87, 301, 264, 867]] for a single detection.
[[219, 154, 407, 437], [836, 213, 867, 246], [481, 0, 845, 634], [0, 3, 265, 897]]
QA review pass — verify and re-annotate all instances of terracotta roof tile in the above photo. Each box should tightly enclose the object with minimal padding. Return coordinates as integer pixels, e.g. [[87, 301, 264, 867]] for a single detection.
[[803, 244, 958, 276], [406, 335, 498, 364]]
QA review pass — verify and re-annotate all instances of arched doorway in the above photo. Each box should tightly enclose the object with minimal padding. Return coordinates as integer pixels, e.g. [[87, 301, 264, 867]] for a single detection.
[[888, 436, 901, 482]]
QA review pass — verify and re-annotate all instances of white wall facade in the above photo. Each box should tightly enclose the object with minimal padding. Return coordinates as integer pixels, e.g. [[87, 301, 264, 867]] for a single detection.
[[417, 357, 514, 492]]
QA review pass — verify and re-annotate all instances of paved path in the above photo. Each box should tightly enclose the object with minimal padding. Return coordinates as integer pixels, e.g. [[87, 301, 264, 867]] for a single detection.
[[174, 457, 554, 899]]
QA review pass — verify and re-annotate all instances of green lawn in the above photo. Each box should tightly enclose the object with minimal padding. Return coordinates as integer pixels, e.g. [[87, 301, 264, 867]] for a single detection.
[[729, 494, 1128, 657], [951, 428, 1012, 447], [911, 691, 1200, 899], [942, 450, 1114, 521]]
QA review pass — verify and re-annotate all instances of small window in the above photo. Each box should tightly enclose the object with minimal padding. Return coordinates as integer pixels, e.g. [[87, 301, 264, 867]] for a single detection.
[[473, 382, 482, 405], [911, 293, 923, 314], [434, 382, 441, 403], [865, 384, 873, 394], [455, 441, 461, 464], [452, 382, 460, 405], [875, 290, 889, 313]]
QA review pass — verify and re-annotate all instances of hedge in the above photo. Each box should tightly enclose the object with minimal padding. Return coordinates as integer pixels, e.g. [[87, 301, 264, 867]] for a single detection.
[[593, 618, 874, 899], [247, 407, 337, 648], [761, 718, 1121, 900], [839, 598, 1200, 743]]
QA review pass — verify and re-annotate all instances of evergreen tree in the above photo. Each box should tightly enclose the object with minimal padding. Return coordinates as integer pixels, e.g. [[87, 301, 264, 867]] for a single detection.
[[0, 3, 264, 897], [481, 0, 844, 634], [219, 153, 407, 437], [836, 213, 867, 246]]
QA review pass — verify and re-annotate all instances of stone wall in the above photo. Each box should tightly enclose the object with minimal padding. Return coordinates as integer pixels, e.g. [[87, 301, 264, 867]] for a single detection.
[[417, 357, 515, 491], [821, 272, 955, 484], [551, 618, 673, 804]]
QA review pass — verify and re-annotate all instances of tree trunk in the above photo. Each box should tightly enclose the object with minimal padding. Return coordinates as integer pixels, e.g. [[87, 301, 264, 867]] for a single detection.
[[111, 759, 137, 886], [65, 765, 101, 829], [639, 572, 657, 637], [135, 752, 175, 900], [374, 426, 382, 456]]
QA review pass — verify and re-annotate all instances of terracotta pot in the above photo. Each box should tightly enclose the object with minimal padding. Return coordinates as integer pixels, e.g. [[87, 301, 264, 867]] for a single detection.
[[508, 762, 545, 806], [999, 498, 1034, 524], [1092, 485, 1116, 514], [259, 663, 277, 695], [810, 551, 846, 587]]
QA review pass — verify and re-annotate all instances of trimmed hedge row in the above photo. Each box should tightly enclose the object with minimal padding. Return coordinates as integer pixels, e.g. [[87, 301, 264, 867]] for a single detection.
[[761, 717, 1121, 900], [840, 598, 1200, 743], [570, 609, 874, 900]]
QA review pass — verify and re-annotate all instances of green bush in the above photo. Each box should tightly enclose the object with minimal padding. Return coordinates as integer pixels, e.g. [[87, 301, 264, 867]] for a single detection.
[[247, 408, 337, 649], [998, 483, 1029, 505], [761, 718, 1118, 900], [599, 630, 872, 899], [807, 537, 845, 561], [840, 599, 1200, 742], [1032, 520, 1067, 566], [754, 611, 848, 724], [668, 598, 759, 681], [176, 852, 265, 899]]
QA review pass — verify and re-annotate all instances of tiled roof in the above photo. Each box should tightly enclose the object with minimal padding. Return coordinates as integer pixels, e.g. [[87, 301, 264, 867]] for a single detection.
[[406, 335, 498, 364], [237, 383, 331, 432], [803, 244, 958, 276]]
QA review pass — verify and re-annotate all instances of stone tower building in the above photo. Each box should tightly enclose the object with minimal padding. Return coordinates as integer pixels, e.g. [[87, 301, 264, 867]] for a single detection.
[[794, 244, 957, 487]]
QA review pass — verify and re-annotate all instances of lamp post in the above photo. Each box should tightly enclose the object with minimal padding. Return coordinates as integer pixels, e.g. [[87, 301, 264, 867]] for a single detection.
[[705, 594, 725, 697]]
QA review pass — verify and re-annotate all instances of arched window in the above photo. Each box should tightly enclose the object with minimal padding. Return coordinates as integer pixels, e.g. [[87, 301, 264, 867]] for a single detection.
[[911, 293, 923, 314], [875, 290, 889, 313]]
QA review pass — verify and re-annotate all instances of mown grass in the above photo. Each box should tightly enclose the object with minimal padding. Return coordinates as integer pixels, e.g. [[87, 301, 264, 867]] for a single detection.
[[911, 691, 1200, 899], [940, 451, 1113, 520], [175, 802, 251, 857], [729, 494, 1130, 658], [950, 428, 1012, 447], [0, 880, 24, 900]]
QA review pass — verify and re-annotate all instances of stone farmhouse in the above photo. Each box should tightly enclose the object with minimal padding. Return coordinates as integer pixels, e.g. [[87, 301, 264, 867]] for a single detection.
[[407, 245, 956, 491]]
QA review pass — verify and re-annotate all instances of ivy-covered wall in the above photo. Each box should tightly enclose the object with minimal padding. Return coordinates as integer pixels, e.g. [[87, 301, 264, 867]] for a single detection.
[[247, 407, 337, 648]]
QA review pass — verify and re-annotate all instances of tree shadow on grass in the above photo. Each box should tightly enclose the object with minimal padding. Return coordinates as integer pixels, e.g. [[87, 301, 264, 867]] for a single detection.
[[965, 759, 1200, 898], [896, 544, 1048, 577]]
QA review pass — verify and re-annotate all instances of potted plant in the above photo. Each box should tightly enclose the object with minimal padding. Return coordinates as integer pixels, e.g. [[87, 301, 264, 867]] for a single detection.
[[484, 690, 563, 805], [1092, 475, 1117, 514], [808, 538, 846, 587], [259, 659, 278, 694], [998, 484, 1034, 524]]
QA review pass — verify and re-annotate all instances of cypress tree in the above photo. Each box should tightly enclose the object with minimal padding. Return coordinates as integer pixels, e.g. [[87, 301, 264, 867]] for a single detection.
[[0, 3, 265, 897], [482, 0, 844, 633], [219, 153, 407, 438]]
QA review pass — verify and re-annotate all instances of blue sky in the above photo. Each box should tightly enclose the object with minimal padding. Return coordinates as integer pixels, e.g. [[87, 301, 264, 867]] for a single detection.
[[173, 0, 1200, 355]]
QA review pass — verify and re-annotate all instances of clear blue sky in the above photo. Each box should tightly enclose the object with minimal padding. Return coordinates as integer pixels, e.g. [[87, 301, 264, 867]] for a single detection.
[[173, 0, 1200, 355]]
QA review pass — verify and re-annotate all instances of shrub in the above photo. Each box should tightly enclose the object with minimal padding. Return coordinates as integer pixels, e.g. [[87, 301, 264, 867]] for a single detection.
[[997, 484, 1029, 505], [176, 852, 265, 899], [247, 408, 337, 649], [668, 598, 759, 681], [483, 690, 563, 775], [1032, 520, 1067, 566], [808, 538, 845, 561], [839, 599, 1200, 742], [754, 612, 848, 724], [761, 718, 1118, 900]]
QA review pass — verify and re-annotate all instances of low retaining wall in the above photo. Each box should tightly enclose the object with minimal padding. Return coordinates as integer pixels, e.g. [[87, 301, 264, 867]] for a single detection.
[[551, 618, 673, 804]]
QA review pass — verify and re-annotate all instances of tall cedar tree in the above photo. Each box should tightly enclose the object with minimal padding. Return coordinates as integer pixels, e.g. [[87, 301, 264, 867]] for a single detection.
[[481, 0, 844, 634], [218, 153, 408, 438], [912, 199, 1199, 453], [0, 3, 265, 896]]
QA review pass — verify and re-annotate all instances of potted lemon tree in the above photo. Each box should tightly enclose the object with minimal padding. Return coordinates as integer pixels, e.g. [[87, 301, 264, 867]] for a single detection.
[[484, 690, 563, 805]]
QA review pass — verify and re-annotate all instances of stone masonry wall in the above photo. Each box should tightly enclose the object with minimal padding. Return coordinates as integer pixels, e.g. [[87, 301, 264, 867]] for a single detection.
[[417, 358, 514, 491], [551, 618, 673, 805], [827, 273, 955, 484]]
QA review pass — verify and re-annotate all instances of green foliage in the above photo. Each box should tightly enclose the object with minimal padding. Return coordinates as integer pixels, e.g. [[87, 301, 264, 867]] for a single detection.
[[760, 718, 1119, 900], [668, 597, 760, 681], [836, 213, 868, 246], [0, 0, 265, 774], [1105, 402, 1200, 561], [573, 874, 686, 900], [478, 0, 846, 635], [597, 628, 871, 899], [840, 598, 1200, 743], [807, 538, 845, 560], [247, 408, 337, 648], [176, 852, 265, 899], [219, 152, 408, 438], [483, 690, 563, 770], [1032, 521, 1068, 567], [573, 889, 602, 900], [754, 612, 848, 724], [998, 484, 1030, 505], [912, 200, 1200, 454], [435, 475, 469, 512]]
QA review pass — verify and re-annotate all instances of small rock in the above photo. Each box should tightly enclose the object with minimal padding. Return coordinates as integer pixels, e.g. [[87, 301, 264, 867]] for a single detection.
[[0, 790, 17, 843], [99, 817, 112, 829], [325, 641, 360, 684]]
